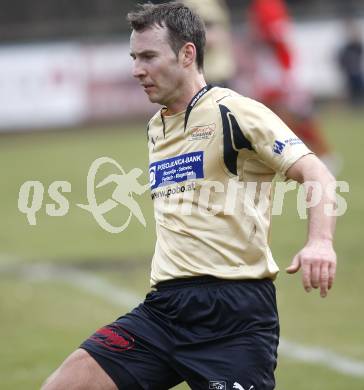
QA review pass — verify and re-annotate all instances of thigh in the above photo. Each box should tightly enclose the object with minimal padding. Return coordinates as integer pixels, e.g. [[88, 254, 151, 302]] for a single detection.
[[42, 348, 119, 390], [81, 321, 183, 390]]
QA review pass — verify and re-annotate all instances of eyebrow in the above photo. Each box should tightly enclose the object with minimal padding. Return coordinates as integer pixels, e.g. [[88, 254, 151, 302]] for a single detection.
[[130, 50, 158, 59]]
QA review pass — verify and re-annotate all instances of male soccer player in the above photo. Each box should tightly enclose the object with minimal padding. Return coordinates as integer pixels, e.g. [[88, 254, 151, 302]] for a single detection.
[[42, 3, 337, 390]]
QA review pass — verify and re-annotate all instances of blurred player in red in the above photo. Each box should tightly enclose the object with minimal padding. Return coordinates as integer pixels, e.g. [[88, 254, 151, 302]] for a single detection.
[[246, 0, 338, 170]]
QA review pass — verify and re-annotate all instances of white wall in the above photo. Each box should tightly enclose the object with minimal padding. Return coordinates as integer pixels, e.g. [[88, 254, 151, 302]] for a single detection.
[[0, 19, 363, 131], [292, 19, 363, 97]]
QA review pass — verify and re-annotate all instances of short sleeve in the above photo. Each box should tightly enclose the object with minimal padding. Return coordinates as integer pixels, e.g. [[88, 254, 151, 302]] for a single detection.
[[227, 96, 313, 176]]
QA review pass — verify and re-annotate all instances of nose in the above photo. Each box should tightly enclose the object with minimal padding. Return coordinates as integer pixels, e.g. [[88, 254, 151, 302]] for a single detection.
[[132, 60, 147, 79]]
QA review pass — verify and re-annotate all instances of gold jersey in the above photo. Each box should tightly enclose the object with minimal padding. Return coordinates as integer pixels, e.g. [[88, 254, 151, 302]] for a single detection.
[[147, 86, 311, 286]]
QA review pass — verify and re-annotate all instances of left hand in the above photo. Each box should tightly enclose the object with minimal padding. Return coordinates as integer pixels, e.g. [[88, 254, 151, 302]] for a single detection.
[[285, 239, 337, 298]]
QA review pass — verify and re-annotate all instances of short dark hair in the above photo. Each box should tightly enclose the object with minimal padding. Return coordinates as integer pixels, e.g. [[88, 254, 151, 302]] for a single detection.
[[127, 2, 206, 70]]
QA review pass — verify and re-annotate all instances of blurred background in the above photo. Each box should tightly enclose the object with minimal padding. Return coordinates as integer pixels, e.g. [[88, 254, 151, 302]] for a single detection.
[[0, 1, 363, 389]]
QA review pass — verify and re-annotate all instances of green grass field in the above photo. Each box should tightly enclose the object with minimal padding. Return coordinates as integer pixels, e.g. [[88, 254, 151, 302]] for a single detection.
[[0, 105, 363, 389]]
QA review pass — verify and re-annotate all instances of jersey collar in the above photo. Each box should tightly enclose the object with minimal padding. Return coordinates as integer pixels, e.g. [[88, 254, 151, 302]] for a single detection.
[[158, 84, 214, 138], [184, 84, 214, 131]]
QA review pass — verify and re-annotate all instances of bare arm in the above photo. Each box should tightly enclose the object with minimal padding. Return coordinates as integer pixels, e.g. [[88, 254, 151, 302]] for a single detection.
[[285, 154, 337, 297]]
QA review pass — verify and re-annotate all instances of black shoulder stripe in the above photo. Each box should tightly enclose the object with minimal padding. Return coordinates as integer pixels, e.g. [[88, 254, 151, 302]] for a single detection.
[[228, 110, 253, 151], [219, 104, 253, 175]]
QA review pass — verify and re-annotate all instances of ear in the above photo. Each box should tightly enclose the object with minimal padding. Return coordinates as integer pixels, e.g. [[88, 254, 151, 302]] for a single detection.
[[180, 42, 196, 68]]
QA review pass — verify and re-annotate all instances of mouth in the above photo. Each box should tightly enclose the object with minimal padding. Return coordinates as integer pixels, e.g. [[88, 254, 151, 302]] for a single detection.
[[142, 84, 155, 93]]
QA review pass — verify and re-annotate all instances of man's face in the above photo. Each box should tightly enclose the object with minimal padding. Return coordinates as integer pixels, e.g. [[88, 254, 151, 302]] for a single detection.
[[130, 25, 184, 106]]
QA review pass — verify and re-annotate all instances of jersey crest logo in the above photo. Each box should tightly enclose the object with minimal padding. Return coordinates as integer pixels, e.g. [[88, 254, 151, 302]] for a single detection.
[[188, 123, 216, 141]]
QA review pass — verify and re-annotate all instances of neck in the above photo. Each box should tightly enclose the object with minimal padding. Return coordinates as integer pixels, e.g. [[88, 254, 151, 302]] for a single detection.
[[164, 73, 206, 116]]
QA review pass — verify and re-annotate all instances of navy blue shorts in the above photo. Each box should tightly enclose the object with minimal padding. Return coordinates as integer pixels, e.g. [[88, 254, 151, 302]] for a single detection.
[[81, 276, 279, 390]]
